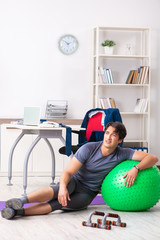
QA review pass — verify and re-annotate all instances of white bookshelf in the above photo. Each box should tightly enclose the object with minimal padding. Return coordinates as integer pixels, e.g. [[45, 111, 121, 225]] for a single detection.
[[92, 26, 151, 151]]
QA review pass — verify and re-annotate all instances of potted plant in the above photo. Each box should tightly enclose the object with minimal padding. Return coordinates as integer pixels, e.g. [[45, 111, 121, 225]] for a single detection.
[[101, 40, 116, 55]]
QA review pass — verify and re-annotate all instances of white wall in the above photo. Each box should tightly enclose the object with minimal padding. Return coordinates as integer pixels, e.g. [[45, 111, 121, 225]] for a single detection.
[[0, 0, 160, 160]]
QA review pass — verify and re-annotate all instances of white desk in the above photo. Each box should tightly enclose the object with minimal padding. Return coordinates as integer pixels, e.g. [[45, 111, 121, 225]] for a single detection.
[[6, 124, 68, 195]]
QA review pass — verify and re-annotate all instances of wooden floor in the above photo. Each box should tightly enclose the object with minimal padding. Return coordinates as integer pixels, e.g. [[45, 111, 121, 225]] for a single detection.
[[0, 176, 160, 240]]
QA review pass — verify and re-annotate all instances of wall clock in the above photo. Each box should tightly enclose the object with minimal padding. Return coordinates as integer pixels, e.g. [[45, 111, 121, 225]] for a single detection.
[[58, 34, 78, 55]]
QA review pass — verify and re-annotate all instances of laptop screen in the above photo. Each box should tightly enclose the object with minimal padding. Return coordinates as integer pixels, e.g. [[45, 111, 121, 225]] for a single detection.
[[23, 107, 41, 126]]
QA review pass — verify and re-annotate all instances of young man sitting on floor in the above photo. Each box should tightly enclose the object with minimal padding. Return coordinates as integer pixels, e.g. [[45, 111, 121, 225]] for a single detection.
[[1, 122, 158, 220]]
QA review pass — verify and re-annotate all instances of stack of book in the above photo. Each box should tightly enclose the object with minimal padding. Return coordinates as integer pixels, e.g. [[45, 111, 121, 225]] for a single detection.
[[45, 100, 68, 118], [126, 66, 149, 84], [134, 98, 148, 113], [98, 67, 114, 84], [99, 97, 116, 109]]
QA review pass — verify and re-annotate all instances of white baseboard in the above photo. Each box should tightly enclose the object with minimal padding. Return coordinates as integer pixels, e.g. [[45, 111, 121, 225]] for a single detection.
[[0, 171, 62, 177]]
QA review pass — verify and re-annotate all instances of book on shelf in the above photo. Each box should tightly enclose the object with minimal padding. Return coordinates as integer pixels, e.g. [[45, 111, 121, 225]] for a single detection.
[[98, 67, 114, 84], [136, 67, 141, 84], [138, 66, 144, 84], [125, 70, 131, 84], [99, 97, 116, 109], [108, 69, 114, 84], [109, 98, 116, 108], [126, 66, 149, 84], [134, 98, 148, 113], [104, 69, 114, 84], [126, 70, 134, 84], [140, 66, 149, 84], [104, 69, 110, 84], [132, 70, 138, 84], [98, 67, 106, 83]]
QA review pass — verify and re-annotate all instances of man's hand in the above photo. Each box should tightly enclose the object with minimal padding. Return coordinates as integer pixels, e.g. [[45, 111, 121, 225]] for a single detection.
[[123, 167, 138, 187], [58, 185, 71, 207]]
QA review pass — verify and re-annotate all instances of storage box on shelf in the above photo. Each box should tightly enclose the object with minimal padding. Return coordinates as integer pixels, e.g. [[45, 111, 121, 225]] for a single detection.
[[92, 26, 150, 151]]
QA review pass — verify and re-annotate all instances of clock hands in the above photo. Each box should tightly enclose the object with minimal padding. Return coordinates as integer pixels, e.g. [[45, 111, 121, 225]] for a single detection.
[[63, 40, 70, 45]]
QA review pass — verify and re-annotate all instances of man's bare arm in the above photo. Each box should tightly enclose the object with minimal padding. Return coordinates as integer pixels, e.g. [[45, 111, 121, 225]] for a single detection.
[[124, 151, 158, 187], [132, 151, 158, 169]]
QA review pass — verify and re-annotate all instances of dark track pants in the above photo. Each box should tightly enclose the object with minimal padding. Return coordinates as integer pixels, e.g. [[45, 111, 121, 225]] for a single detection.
[[48, 177, 98, 211]]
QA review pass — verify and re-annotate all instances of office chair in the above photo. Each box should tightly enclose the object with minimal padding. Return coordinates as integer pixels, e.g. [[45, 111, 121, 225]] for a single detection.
[[59, 108, 122, 155]]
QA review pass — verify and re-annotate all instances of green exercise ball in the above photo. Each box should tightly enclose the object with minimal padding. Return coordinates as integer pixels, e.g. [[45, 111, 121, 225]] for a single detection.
[[101, 160, 160, 211]]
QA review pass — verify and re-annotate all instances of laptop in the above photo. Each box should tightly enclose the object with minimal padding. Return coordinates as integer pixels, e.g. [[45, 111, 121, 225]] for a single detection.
[[23, 107, 41, 126]]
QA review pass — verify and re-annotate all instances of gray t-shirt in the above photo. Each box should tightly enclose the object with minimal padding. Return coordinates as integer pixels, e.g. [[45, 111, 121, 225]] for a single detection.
[[74, 141, 134, 191]]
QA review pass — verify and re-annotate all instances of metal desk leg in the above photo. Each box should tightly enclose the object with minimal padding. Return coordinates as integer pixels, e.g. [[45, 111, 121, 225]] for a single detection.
[[23, 136, 41, 195], [8, 132, 25, 186], [43, 138, 55, 186]]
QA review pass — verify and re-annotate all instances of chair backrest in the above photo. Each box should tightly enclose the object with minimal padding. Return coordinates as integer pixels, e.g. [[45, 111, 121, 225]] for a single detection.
[[86, 112, 104, 140], [79, 108, 122, 145]]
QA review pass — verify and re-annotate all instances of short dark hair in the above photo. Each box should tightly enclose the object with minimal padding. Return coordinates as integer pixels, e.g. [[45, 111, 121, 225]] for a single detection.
[[104, 122, 127, 140]]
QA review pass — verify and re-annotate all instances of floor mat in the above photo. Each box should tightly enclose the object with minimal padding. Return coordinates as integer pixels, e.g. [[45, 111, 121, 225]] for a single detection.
[[0, 196, 105, 210]]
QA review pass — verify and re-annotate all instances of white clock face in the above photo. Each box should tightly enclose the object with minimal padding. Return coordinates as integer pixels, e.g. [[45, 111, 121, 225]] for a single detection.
[[58, 35, 78, 55]]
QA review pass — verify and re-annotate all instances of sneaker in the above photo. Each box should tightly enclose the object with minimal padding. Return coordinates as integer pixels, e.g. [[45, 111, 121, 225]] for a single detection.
[[5, 198, 23, 210], [1, 208, 16, 220]]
